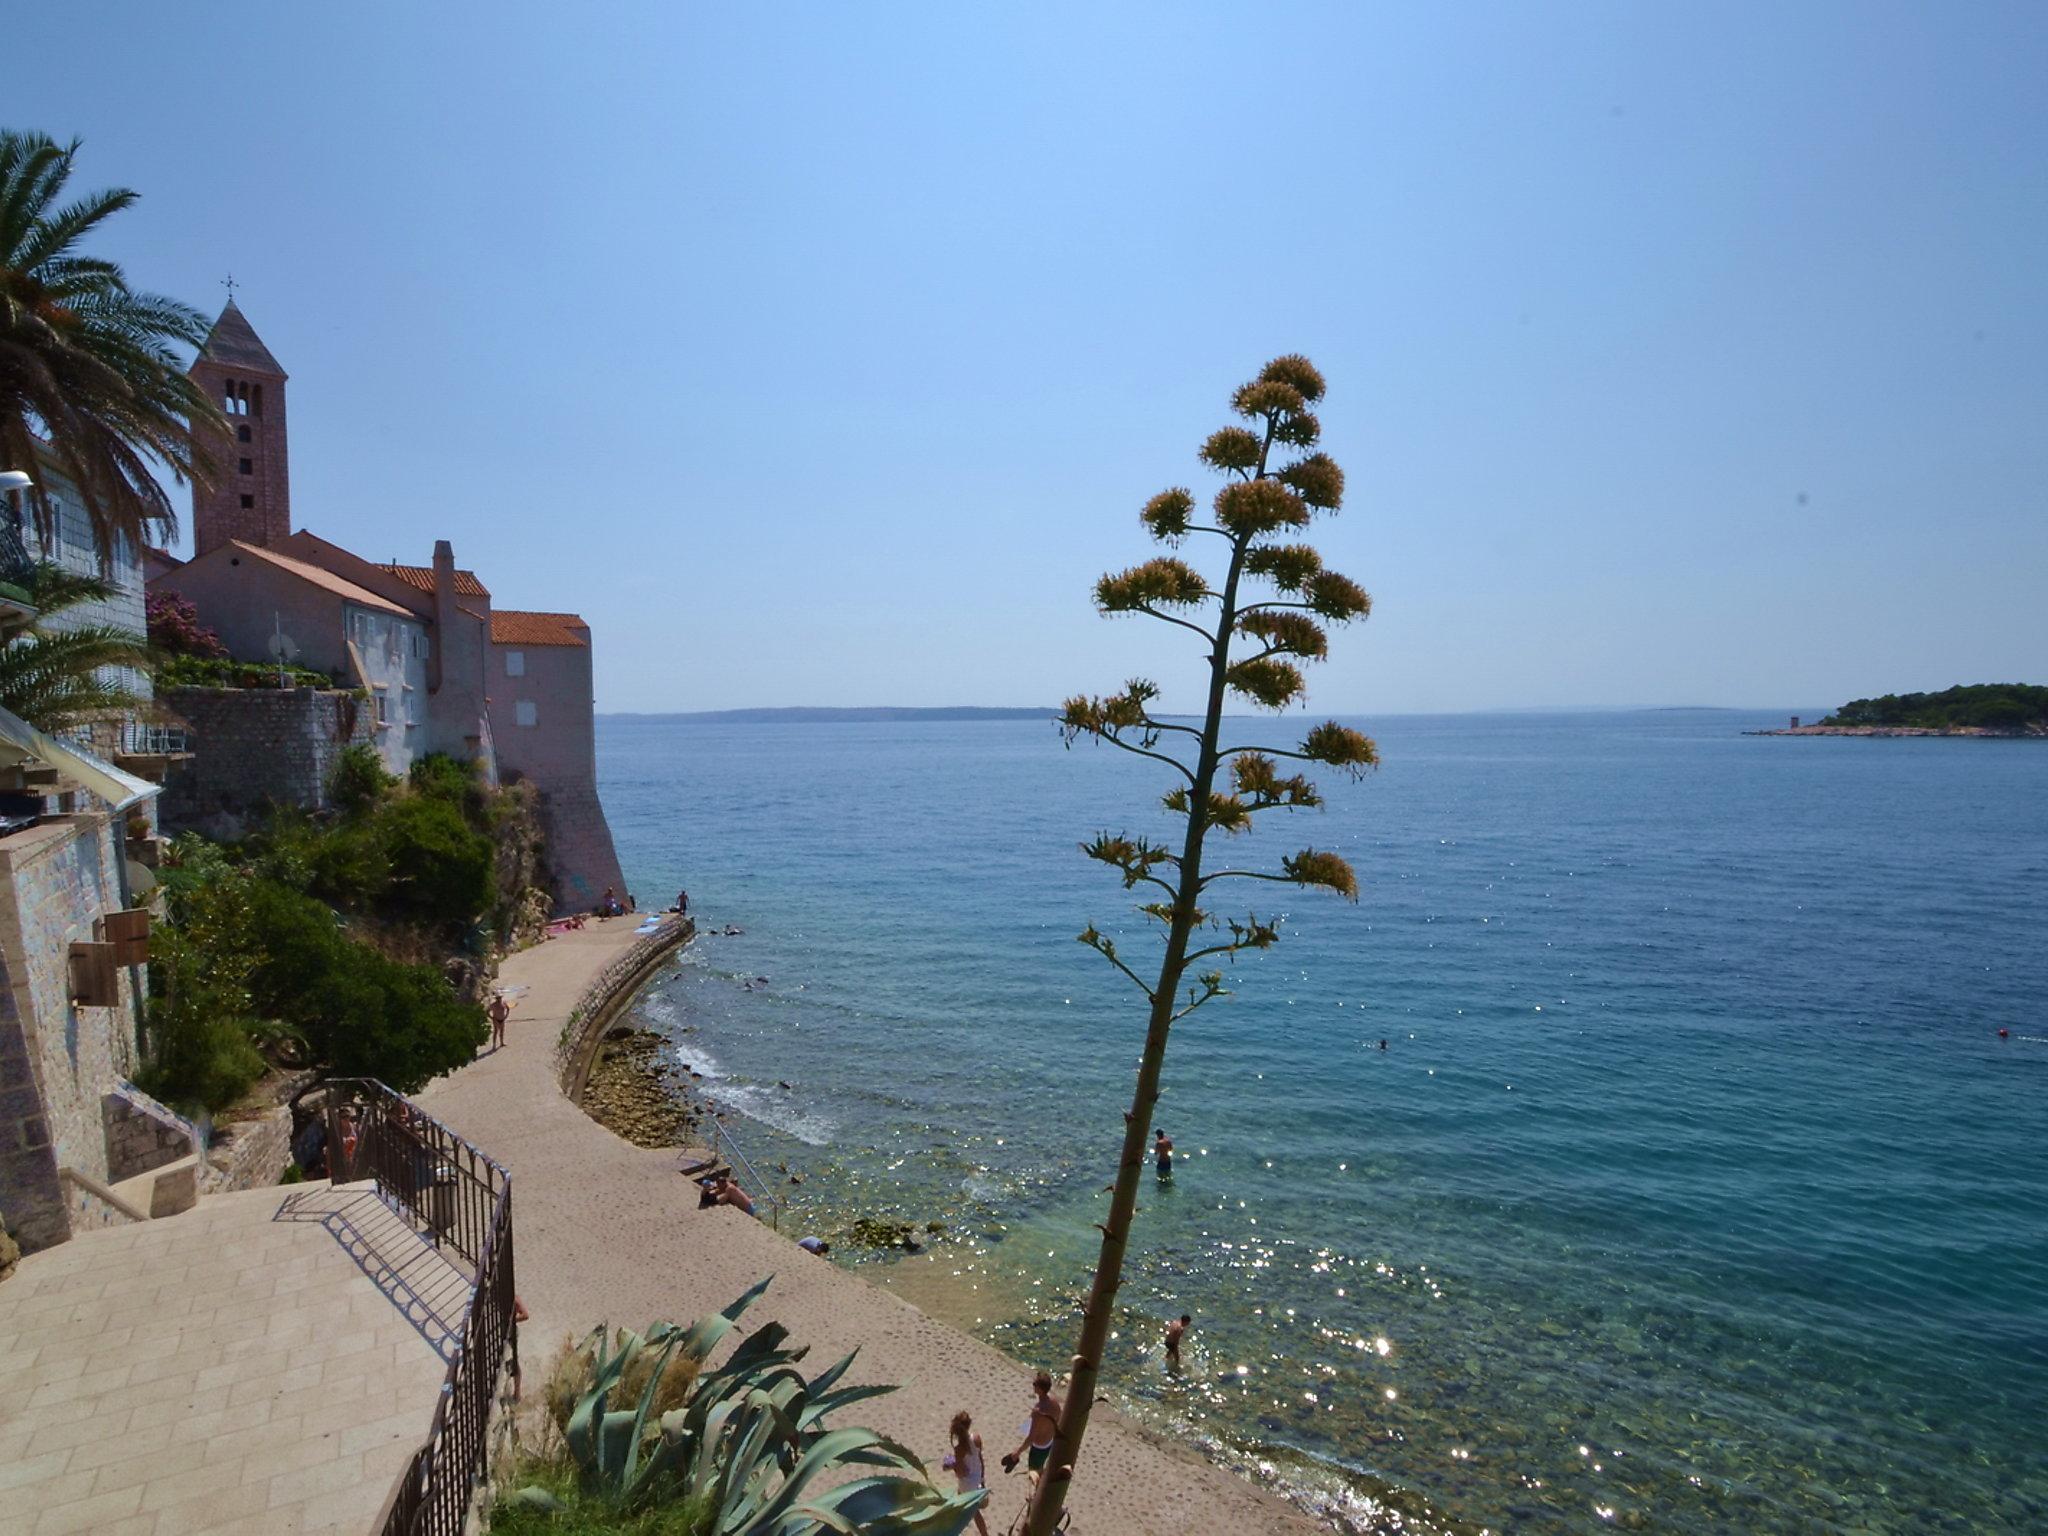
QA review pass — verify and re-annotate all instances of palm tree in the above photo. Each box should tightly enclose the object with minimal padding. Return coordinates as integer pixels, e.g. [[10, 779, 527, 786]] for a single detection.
[[0, 562, 152, 731], [0, 130, 223, 554]]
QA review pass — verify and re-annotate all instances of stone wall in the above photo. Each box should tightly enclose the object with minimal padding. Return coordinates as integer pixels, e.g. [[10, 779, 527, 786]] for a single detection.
[[156, 684, 374, 840], [102, 1084, 200, 1183], [0, 812, 142, 1254], [202, 1100, 297, 1193], [554, 916, 693, 1098], [532, 779, 628, 915]]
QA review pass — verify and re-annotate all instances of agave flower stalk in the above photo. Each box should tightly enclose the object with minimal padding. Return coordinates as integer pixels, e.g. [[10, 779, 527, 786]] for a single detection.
[[1029, 356, 1377, 1533]]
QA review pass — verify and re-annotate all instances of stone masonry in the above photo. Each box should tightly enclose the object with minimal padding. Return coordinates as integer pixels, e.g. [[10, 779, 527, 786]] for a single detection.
[[101, 1083, 200, 1183], [0, 812, 144, 1253], [156, 683, 375, 840]]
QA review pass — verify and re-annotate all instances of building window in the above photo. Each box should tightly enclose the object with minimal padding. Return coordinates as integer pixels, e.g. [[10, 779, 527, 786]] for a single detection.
[[373, 687, 391, 727], [240, 494, 254, 509], [515, 700, 537, 728], [505, 650, 525, 677], [237, 424, 252, 443], [238, 457, 253, 475], [251, 384, 263, 418]]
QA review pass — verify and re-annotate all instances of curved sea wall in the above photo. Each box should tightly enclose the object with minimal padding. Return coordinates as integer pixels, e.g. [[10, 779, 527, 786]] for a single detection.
[[553, 914, 693, 1102]]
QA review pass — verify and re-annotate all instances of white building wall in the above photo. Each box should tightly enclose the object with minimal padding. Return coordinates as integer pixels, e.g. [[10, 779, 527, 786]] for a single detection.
[[14, 463, 152, 752], [343, 603, 429, 777]]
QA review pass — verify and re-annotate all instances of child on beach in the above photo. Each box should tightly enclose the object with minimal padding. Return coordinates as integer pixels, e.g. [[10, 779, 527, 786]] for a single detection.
[[943, 1410, 991, 1535]]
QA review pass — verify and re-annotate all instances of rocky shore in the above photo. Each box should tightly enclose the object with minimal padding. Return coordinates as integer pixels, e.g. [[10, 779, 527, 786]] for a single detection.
[[1746, 724, 2042, 737], [579, 1026, 702, 1147]]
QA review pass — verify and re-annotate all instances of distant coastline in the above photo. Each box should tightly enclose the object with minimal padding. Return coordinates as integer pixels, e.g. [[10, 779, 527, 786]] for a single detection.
[[1747, 723, 2046, 738]]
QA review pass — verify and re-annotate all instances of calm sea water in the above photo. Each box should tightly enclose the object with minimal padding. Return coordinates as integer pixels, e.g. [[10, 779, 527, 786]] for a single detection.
[[596, 711, 2046, 1534]]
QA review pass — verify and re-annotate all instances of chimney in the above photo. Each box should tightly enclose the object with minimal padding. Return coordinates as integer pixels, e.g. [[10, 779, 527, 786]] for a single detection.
[[428, 539, 456, 694]]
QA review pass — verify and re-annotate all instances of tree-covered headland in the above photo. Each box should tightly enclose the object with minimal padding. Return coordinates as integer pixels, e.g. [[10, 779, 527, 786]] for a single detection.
[[1821, 683, 2047, 733]]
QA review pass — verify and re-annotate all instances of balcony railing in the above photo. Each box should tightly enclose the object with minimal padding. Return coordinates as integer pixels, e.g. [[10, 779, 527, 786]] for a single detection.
[[325, 1080, 516, 1536]]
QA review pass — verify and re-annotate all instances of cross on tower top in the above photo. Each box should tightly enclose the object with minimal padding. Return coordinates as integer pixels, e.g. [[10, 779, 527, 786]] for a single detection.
[[221, 273, 239, 296]]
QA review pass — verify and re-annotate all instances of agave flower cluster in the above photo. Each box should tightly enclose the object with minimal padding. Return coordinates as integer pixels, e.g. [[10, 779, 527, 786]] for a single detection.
[[506, 1277, 985, 1535], [1058, 353, 1377, 1014]]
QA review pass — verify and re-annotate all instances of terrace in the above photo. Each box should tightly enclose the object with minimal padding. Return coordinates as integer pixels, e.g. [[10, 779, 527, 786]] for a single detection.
[[0, 1082, 514, 1536]]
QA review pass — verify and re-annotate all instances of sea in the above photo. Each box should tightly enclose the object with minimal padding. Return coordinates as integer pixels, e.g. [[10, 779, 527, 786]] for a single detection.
[[595, 709, 2046, 1534]]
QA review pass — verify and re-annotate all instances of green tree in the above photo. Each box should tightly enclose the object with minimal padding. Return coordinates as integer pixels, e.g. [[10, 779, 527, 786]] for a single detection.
[[0, 131, 223, 552], [1031, 356, 1377, 1533], [0, 561, 151, 730]]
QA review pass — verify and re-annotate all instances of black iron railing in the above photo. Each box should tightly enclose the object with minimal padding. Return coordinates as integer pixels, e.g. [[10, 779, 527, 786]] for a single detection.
[[326, 1079, 516, 1536]]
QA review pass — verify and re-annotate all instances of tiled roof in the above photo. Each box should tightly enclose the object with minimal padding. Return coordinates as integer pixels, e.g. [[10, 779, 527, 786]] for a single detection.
[[381, 562, 490, 598], [222, 541, 412, 616], [491, 609, 589, 647], [197, 299, 287, 376]]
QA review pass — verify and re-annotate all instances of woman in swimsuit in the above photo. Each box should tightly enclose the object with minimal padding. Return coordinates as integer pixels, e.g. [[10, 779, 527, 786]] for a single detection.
[[944, 1410, 991, 1535]]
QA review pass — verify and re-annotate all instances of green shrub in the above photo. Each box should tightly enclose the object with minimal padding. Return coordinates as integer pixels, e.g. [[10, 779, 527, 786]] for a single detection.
[[141, 873, 267, 1113], [156, 653, 334, 690], [376, 795, 494, 929], [330, 744, 393, 817], [243, 879, 485, 1091]]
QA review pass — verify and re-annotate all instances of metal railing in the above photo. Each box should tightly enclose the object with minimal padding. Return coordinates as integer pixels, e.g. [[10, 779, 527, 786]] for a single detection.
[[705, 1110, 783, 1231], [325, 1079, 516, 1536], [118, 720, 190, 755]]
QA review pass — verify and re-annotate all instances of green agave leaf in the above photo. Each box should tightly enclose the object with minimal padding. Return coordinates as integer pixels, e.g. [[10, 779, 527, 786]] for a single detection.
[[680, 1275, 775, 1364], [778, 1477, 990, 1536]]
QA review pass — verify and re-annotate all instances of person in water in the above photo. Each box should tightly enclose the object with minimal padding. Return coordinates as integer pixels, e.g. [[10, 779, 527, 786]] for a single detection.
[[1003, 1371, 1062, 1479], [944, 1410, 991, 1535], [1165, 1313, 1191, 1364], [1154, 1127, 1174, 1179]]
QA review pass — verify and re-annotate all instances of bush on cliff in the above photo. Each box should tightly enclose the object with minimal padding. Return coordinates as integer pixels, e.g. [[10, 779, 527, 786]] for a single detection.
[[376, 795, 495, 930], [242, 879, 485, 1092]]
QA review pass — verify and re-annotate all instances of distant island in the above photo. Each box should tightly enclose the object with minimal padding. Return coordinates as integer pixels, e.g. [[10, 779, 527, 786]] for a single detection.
[[1752, 683, 2048, 737], [607, 705, 1055, 724]]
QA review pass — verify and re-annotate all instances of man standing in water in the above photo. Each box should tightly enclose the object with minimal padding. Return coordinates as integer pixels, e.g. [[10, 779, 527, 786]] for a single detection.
[[1153, 1127, 1174, 1179], [1165, 1314, 1191, 1365], [1003, 1371, 1062, 1480]]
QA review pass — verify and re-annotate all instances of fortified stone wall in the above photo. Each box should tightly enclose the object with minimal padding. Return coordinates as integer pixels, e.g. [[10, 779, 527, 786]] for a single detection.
[[532, 780, 628, 915], [157, 684, 374, 840]]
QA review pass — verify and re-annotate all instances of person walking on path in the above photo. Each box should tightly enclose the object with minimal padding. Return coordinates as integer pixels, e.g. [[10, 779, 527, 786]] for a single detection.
[[1154, 1128, 1174, 1179], [945, 1410, 992, 1536], [487, 991, 510, 1052], [1003, 1371, 1063, 1481]]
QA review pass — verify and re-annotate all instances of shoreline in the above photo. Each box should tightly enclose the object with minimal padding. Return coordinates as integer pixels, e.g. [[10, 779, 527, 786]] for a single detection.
[[419, 919, 1322, 1536], [1746, 724, 2045, 737]]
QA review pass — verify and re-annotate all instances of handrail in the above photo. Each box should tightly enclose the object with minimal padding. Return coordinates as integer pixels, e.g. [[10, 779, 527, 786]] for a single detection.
[[705, 1111, 783, 1232], [56, 1165, 149, 1224], [324, 1078, 515, 1536]]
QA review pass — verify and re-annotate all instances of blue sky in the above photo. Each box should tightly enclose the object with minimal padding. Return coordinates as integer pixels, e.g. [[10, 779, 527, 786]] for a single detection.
[[12, 3, 2045, 713]]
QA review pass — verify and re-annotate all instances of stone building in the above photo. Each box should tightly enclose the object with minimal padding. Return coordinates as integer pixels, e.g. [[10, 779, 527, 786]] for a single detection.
[[149, 301, 624, 908], [0, 707, 198, 1256]]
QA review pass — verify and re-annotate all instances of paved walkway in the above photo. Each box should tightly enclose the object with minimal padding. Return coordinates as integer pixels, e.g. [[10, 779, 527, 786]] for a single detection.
[[419, 920, 1317, 1536], [0, 1183, 451, 1535]]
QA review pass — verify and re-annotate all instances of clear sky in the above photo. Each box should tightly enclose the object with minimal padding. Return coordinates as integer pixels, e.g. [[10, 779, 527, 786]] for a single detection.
[[11, 3, 2045, 714]]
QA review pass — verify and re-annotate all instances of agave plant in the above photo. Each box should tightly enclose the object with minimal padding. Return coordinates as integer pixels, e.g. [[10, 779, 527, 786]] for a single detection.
[[508, 1277, 986, 1535]]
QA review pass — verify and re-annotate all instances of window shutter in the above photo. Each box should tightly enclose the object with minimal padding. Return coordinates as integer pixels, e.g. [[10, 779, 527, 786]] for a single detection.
[[101, 909, 151, 966], [69, 941, 121, 1006]]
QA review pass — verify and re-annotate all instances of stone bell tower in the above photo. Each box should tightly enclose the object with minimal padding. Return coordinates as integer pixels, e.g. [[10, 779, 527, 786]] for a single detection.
[[187, 298, 291, 556]]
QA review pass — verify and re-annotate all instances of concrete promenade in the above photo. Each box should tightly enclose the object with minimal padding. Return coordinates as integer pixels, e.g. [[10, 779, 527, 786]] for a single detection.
[[417, 919, 1317, 1536]]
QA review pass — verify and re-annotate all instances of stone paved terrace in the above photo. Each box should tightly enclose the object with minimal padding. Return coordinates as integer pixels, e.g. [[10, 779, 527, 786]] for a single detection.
[[0, 1181, 460, 1535]]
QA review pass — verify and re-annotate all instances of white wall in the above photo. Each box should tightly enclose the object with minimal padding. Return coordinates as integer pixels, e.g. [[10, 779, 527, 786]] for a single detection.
[[15, 463, 152, 746], [343, 603, 429, 776]]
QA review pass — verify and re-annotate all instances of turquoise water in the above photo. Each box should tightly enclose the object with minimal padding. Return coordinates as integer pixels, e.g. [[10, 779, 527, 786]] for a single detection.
[[597, 711, 2047, 1533]]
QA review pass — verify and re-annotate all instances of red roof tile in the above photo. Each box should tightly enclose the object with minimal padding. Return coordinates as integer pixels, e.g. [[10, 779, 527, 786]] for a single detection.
[[222, 541, 413, 616], [381, 562, 490, 598], [491, 609, 589, 647]]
